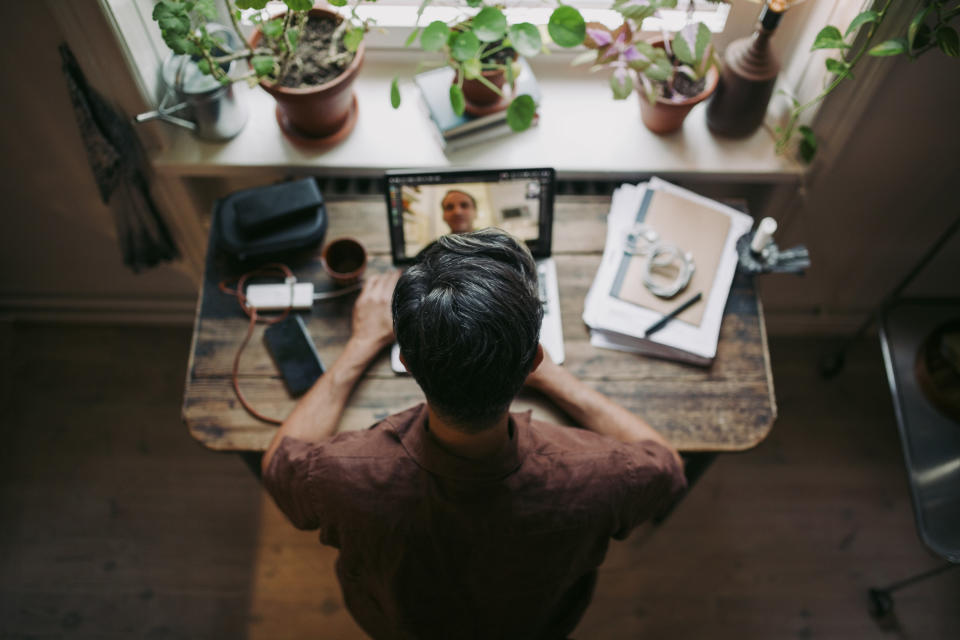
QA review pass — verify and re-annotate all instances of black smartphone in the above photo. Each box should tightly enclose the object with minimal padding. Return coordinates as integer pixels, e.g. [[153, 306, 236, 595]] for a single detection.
[[263, 315, 325, 397]]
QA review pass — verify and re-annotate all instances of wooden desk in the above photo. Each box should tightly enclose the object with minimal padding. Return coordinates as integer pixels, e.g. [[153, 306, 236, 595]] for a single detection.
[[183, 195, 776, 452]]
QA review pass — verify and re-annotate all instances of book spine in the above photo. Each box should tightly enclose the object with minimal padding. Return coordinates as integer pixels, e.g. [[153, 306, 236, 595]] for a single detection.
[[417, 93, 448, 150], [445, 113, 539, 152]]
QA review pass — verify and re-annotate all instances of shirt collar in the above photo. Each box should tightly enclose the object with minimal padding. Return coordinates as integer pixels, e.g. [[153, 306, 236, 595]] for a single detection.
[[395, 404, 529, 481]]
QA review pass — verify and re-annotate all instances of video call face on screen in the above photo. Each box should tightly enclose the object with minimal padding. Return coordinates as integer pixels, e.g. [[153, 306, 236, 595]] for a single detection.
[[398, 179, 543, 259]]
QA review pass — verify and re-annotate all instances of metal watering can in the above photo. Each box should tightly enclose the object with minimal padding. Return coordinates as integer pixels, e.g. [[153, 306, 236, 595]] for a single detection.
[[136, 24, 248, 141]]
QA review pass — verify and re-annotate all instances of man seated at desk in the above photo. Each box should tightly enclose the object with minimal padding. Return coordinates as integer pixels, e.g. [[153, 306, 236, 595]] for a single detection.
[[262, 229, 686, 639]]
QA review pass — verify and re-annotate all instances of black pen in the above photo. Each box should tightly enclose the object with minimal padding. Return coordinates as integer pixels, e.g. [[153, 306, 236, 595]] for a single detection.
[[643, 292, 703, 338]]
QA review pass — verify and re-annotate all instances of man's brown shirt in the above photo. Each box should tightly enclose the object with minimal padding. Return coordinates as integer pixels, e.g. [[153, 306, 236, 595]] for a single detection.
[[264, 404, 686, 639]]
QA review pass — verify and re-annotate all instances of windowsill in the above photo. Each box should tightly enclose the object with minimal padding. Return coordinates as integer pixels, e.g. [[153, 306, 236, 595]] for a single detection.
[[150, 51, 804, 181]]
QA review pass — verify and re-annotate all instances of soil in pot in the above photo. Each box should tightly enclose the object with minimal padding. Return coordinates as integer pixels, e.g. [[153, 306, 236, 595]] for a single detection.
[[669, 72, 706, 101], [274, 14, 355, 88], [254, 9, 364, 145]]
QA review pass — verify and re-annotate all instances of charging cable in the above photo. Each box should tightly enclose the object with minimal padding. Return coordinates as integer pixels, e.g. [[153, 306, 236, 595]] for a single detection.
[[218, 265, 366, 425], [218, 263, 295, 425]]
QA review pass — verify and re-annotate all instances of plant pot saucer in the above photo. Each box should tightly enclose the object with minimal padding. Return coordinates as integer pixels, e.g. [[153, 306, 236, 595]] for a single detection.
[[464, 94, 509, 117], [275, 93, 359, 150]]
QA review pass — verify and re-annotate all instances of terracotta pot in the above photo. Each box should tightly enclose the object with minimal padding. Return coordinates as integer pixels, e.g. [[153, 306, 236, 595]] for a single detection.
[[252, 8, 364, 139], [637, 38, 719, 135], [453, 50, 517, 108], [456, 66, 508, 107]]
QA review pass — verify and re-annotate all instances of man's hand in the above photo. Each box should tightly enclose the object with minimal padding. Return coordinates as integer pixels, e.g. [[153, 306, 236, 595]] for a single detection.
[[262, 270, 402, 472], [351, 270, 401, 351]]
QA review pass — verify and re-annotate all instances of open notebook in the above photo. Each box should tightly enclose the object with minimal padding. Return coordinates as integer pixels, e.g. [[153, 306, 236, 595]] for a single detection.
[[583, 178, 753, 366]]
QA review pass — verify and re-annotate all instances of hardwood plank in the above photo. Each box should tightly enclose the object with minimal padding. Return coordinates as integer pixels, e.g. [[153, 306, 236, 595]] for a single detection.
[[3, 326, 959, 639]]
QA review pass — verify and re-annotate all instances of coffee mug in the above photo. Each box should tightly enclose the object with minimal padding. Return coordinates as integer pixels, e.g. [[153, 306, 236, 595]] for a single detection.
[[321, 237, 367, 285]]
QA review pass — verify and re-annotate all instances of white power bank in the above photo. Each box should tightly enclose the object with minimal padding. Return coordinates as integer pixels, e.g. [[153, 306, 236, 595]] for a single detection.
[[245, 283, 315, 310]]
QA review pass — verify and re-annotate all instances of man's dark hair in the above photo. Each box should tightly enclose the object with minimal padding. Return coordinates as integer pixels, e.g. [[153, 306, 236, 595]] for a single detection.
[[393, 229, 543, 431]]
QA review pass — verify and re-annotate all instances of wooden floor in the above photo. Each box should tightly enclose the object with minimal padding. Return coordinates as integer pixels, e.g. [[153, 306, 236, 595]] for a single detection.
[[1, 323, 957, 639]]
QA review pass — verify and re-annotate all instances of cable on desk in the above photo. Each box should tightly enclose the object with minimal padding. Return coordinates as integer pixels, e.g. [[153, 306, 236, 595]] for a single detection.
[[218, 263, 294, 425]]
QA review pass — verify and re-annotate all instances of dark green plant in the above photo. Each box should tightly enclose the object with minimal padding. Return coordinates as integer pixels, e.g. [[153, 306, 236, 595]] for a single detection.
[[777, 0, 960, 162], [151, 0, 371, 84], [389, 1, 587, 132]]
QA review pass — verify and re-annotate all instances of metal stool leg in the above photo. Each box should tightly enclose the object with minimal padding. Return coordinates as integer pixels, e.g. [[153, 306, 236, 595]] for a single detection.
[[868, 562, 958, 621]]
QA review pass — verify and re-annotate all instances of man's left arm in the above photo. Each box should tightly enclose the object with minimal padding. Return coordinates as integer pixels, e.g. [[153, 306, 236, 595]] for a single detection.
[[261, 271, 400, 475]]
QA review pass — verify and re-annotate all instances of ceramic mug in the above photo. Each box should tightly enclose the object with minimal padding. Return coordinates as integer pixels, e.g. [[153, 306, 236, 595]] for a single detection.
[[321, 237, 367, 285]]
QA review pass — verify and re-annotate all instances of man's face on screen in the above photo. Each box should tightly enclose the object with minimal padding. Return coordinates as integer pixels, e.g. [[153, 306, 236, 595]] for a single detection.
[[442, 191, 477, 234]]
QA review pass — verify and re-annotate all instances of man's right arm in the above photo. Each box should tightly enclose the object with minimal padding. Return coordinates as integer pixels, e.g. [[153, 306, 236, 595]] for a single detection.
[[525, 349, 683, 470]]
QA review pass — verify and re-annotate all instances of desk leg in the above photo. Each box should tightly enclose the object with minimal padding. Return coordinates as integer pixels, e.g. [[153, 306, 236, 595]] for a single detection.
[[652, 452, 717, 526], [868, 562, 958, 621]]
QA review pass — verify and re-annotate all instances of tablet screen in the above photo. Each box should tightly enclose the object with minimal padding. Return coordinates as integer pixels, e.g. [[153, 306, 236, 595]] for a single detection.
[[385, 168, 555, 265]]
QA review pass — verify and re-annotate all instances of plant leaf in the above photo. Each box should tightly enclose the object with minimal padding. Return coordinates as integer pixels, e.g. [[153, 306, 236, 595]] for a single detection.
[[235, 0, 270, 10], [195, 0, 217, 20], [643, 56, 672, 82], [548, 6, 586, 48], [167, 36, 196, 55], [328, 0, 347, 5], [811, 25, 849, 51], [508, 23, 542, 58], [405, 26, 421, 48], [824, 58, 851, 79], [344, 27, 364, 53], [421, 21, 449, 52], [472, 7, 507, 43], [263, 17, 284, 40], [610, 72, 634, 100], [937, 26, 960, 57], [617, 1, 656, 23], [798, 125, 817, 164], [908, 4, 932, 51], [571, 50, 598, 67], [673, 22, 710, 66], [390, 77, 401, 109], [868, 37, 908, 56], [466, 0, 482, 7], [506, 94, 536, 131], [450, 31, 481, 61], [449, 84, 465, 116], [462, 58, 481, 79], [845, 10, 878, 37], [251, 55, 274, 76], [283, 0, 312, 11], [286, 27, 299, 49]]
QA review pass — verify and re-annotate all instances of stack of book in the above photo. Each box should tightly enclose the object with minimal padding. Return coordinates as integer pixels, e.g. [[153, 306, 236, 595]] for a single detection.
[[582, 178, 754, 366], [415, 57, 541, 152]]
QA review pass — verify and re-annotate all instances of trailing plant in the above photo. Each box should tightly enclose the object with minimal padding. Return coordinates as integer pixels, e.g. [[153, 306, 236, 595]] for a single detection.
[[777, 0, 960, 163], [577, 0, 722, 105], [389, 1, 587, 132], [151, 0, 372, 85]]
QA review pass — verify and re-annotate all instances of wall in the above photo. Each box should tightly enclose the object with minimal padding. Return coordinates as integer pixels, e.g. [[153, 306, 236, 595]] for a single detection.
[[0, 2, 197, 324], [758, 8, 960, 333], [1, 1, 957, 332]]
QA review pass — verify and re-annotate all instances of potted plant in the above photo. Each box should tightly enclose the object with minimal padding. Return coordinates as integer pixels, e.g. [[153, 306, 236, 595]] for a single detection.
[[389, 2, 587, 132], [774, 0, 960, 162], [578, 0, 720, 134], [151, 0, 372, 144]]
